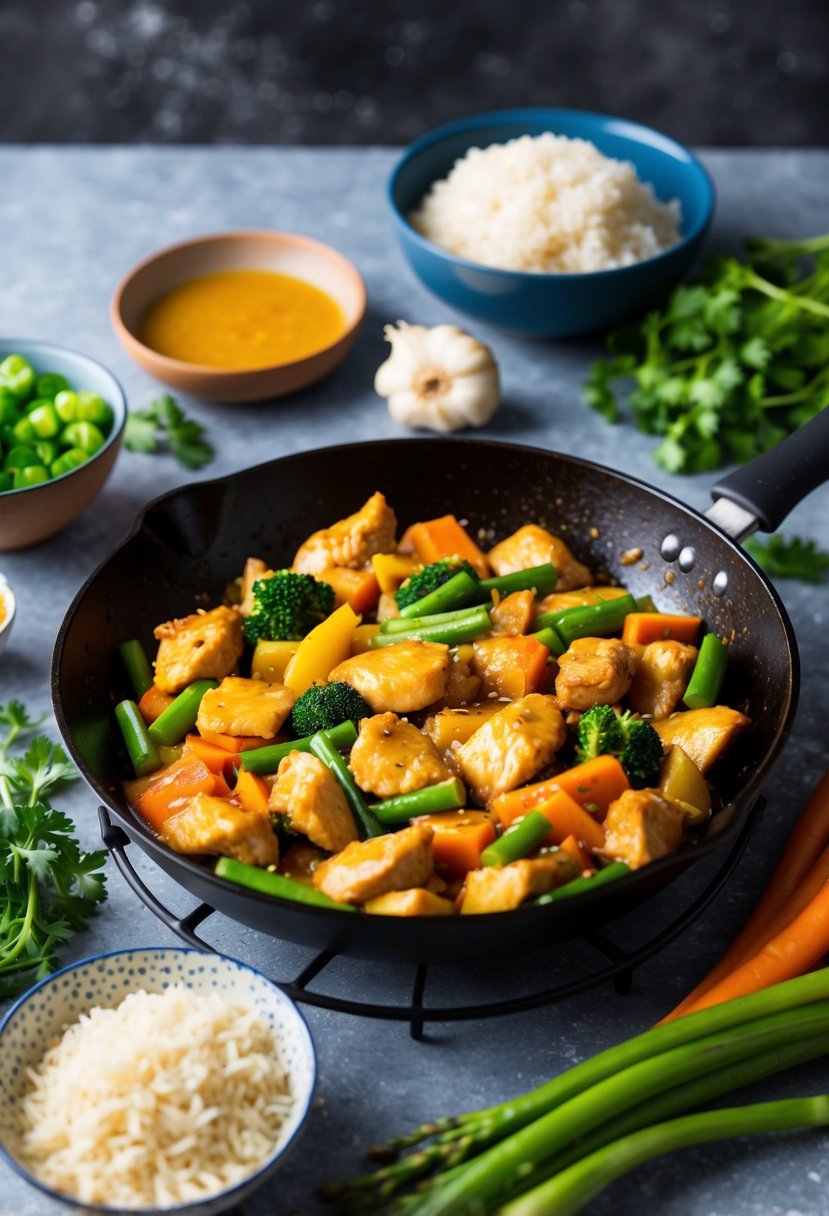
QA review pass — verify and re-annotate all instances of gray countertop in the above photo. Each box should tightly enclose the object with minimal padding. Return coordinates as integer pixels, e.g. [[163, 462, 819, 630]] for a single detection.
[[1, 146, 828, 1216]]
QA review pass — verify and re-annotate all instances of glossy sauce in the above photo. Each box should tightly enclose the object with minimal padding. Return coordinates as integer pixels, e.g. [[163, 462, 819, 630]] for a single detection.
[[138, 269, 345, 369]]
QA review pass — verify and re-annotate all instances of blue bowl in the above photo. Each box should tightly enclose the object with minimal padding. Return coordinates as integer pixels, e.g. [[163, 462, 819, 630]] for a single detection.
[[388, 108, 715, 337], [0, 947, 316, 1215]]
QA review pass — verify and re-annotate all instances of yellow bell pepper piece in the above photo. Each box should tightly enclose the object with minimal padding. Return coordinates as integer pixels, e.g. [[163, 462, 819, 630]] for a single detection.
[[371, 552, 420, 594], [251, 639, 299, 683], [283, 603, 360, 696], [351, 623, 381, 655]]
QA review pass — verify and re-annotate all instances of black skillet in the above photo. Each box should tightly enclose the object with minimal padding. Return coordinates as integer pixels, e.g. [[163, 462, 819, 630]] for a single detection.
[[52, 410, 829, 964]]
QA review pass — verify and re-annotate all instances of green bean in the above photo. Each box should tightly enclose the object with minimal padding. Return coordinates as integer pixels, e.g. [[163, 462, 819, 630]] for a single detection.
[[371, 777, 467, 825], [118, 639, 154, 700], [115, 699, 162, 777], [481, 811, 552, 867], [310, 728, 384, 839], [529, 625, 565, 657], [241, 719, 357, 774], [398, 570, 481, 619], [476, 563, 558, 600], [214, 856, 354, 911], [536, 592, 637, 647], [381, 605, 481, 634], [635, 593, 657, 613], [148, 678, 217, 746], [683, 632, 728, 709], [535, 861, 630, 905], [370, 605, 492, 647]]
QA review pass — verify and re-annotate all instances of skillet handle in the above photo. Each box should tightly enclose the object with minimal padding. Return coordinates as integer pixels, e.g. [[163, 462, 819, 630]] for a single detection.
[[710, 405, 829, 534], [98, 807, 217, 953]]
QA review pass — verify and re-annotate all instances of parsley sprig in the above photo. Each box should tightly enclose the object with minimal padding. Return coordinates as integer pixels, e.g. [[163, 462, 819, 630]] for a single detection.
[[124, 394, 215, 470], [0, 701, 107, 1000], [584, 232, 829, 473], [745, 534, 829, 583]]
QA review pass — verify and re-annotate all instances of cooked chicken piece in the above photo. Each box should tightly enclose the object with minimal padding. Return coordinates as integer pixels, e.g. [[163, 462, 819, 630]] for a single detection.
[[153, 605, 244, 695], [536, 585, 629, 616], [293, 492, 397, 575], [269, 751, 358, 853], [461, 854, 579, 914], [161, 793, 279, 866], [490, 589, 535, 636], [330, 640, 450, 713], [240, 557, 270, 617], [602, 788, 685, 870], [365, 888, 455, 916], [428, 651, 481, 710], [196, 676, 295, 739], [488, 525, 592, 591], [628, 640, 698, 720], [313, 822, 434, 905], [376, 592, 400, 622], [472, 636, 553, 700], [349, 712, 451, 799], [423, 702, 506, 764], [653, 706, 751, 774], [278, 840, 326, 885], [456, 694, 567, 805], [555, 636, 639, 711]]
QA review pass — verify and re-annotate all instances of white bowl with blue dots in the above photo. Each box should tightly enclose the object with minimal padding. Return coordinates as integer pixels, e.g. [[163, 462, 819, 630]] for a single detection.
[[0, 947, 317, 1215]]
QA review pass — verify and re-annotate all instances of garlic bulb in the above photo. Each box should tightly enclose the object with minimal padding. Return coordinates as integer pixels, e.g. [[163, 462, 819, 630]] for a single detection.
[[374, 322, 500, 433]]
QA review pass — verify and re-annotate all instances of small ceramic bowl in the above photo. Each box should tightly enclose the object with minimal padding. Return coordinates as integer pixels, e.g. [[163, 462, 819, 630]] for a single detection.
[[0, 946, 317, 1216], [0, 574, 14, 656], [388, 107, 715, 338], [0, 339, 126, 552], [112, 231, 367, 403]]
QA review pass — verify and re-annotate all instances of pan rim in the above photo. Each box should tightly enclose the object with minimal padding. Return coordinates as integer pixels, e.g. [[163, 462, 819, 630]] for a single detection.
[[51, 436, 799, 932]]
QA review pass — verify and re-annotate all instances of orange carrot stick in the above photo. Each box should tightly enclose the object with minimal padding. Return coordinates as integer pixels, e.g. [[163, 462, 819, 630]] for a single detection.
[[622, 612, 702, 646], [662, 771, 829, 1022], [680, 880, 829, 1016], [491, 755, 629, 828], [406, 515, 490, 578]]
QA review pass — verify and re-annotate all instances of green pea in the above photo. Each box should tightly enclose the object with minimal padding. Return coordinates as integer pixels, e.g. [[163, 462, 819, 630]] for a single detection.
[[0, 389, 20, 423], [25, 396, 53, 415], [61, 420, 105, 455], [75, 391, 112, 429], [0, 354, 35, 400], [4, 444, 39, 470], [28, 402, 61, 439], [12, 416, 37, 444], [51, 448, 88, 477], [54, 390, 79, 424], [35, 372, 70, 400], [0, 471, 13, 492], [35, 440, 58, 465], [12, 464, 50, 489]]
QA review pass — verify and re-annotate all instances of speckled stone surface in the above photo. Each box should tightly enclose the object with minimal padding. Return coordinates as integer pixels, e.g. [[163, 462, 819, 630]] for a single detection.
[[0, 147, 827, 1216]]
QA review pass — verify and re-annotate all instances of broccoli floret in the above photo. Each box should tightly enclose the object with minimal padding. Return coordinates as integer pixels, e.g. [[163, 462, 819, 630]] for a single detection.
[[395, 558, 477, 610], [243, 570, 334, 644], [290, 681, 372, 737], [575, 705, 663, 788], [575, 704, 625, 764]]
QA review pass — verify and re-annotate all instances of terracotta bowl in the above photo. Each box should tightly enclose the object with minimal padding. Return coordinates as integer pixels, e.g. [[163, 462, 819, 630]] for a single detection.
[[0, 340, 126, 552], [111, 231, 367, 403]]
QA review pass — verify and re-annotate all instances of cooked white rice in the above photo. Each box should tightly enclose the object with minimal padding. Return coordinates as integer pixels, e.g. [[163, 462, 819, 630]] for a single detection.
[[14, 987, 295, 1209], [410, 132, 681, 274]]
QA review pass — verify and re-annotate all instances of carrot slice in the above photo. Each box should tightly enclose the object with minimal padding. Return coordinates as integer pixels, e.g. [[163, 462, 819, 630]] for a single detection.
[[137, 684, 175, 725], [662, 770, 829, 1022], [183, 733, 238, 779], [531, 790, 606, 852], [234, 767, 271, 816], [197, 729, 275, 753], [680, 880, 829, 1016], [557, 833, 594, 872], [317, 567, 381, 615], [133, 754, 218, 832], [622, 613, 702, 646], [406, 515, 490, 579], [414, 810, 496, 878], [491, 755, 630, 828]]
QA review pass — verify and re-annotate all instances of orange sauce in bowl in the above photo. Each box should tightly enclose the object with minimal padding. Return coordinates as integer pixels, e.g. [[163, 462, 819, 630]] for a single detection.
[[138, 269, 345, 370]]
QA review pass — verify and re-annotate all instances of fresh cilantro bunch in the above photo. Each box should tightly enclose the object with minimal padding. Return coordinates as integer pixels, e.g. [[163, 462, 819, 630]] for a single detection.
[[584, 233, 829, 473], [0, 701, 107, 1000], [745, 534, 829, 583], [125, 393, 215, 470]]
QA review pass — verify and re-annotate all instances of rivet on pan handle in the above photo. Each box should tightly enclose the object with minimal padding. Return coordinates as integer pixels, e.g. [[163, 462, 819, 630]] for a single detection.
[[98, 806, 217, 952], [708, 405, 829, 539]]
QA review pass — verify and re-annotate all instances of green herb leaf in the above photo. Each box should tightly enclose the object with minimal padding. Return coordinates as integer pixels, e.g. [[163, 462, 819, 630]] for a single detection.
[[745, 534, 829, 583], [124, 412, 158, 454], [125, 395, 214, 471]]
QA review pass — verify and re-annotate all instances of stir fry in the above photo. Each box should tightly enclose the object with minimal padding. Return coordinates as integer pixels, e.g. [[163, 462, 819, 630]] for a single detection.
[[114, 493, 750, 917]]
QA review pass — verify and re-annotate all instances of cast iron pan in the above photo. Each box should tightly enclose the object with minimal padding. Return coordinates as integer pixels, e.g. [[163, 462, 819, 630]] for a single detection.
[[52, 412, 829, 964]]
